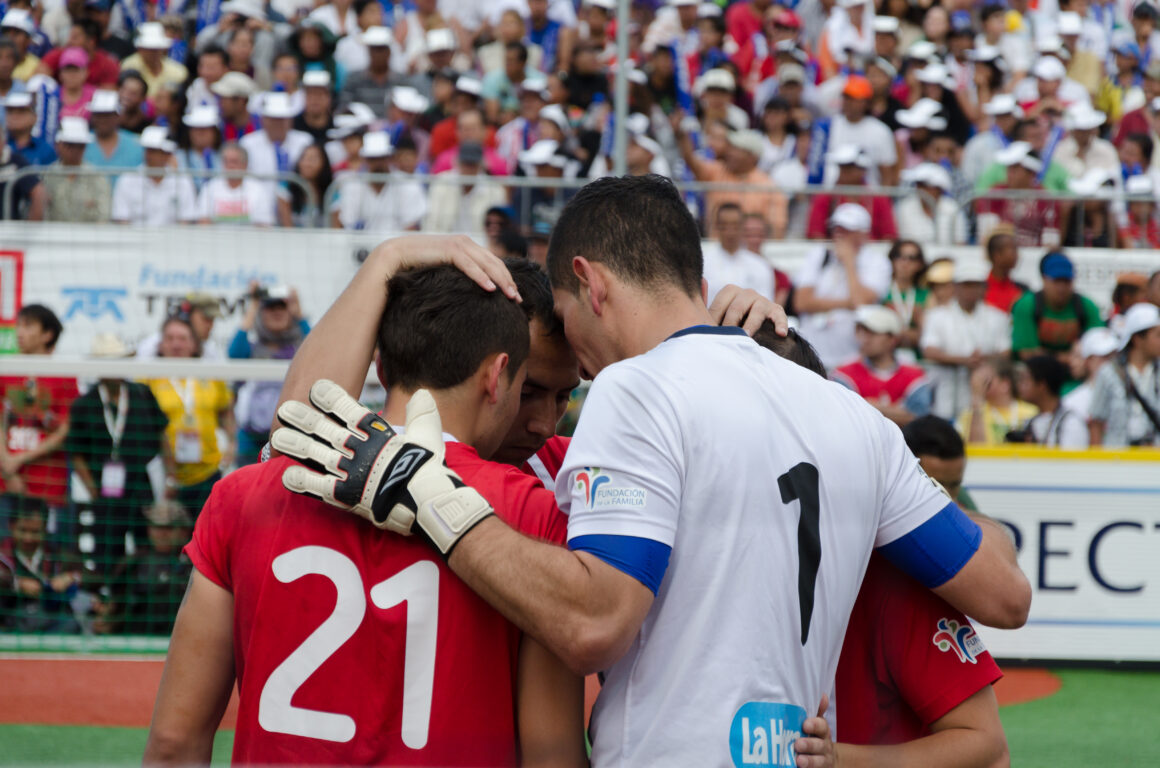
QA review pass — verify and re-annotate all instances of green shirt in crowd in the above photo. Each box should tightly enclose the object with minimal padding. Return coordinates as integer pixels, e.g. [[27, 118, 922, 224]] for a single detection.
[[1011, 291, 1104, 355]]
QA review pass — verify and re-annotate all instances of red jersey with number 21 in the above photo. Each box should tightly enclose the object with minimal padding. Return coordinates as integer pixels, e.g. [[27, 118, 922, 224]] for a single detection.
[[185, 446, 566, 766]]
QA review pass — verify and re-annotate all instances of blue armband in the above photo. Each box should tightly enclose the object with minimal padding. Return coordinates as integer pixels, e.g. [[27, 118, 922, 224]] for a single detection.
[[569, 534, 672, 596], [878, 503, 982, 588]]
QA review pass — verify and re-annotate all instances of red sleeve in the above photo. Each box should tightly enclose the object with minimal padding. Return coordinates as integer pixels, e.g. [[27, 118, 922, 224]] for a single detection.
[[183, 482, 237, 591], [873, 197, 898, 241], [41, 48, 61, 72], [428, 119, 456, 159], [50, 378, 79, 422], [806, 195, 831, 239], [879, 564, 1002, 726]]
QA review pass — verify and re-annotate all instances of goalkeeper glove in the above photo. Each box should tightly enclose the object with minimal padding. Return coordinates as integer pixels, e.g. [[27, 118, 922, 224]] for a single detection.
[[272, 380, 494, 556]]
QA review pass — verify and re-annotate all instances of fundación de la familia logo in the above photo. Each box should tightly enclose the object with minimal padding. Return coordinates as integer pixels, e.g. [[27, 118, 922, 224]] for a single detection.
[[932, 617, 986, 664], [575, 468, 647, 511]]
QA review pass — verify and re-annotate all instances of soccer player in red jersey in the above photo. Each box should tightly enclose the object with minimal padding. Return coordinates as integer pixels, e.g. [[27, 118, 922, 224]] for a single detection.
[[144, 264, 586, 767]]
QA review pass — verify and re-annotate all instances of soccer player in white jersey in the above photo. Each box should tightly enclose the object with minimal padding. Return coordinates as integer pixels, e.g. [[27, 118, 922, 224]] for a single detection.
[[276, 176, 1030, 768]]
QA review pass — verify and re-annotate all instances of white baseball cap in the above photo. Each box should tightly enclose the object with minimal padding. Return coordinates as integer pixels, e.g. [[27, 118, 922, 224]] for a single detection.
[[360, 131, 393, 158], [1057, 11, 1083, 36], [1032, 55, 1067, 80], [455, 76, 483, 97], [135, 22, 170, 50], [391, 86, 428, 114], [539, 104, 570, 133], [726, 129, 764, 157], [828, 202, 871, 232], [520, 139, 568, 168], [140, 125, 176, 153], [89, 89, 120, 114], [855, 305, 903, 335], [1119, 302, 1160, 349], [905, 162, 952, 192], [953, 260, 991, 283], [983, 93, 1023, 117], [585, 0, 617, 8], [1065, 103, 1106, 131], [694, 68, 735, 95], [426, 27, 456, 52], [1125, 174, 1155, 196], [220, 0, 265, 19], [969, 44, 1005, 64], [906, 40, 938, 62], [895, 98, 947, 130], [183, 104, 220, 128], [1, 9, 35, 35], [363, 26, 393, 47], [915, 63, 952, 87], [828, 144, 871, 168], [302, 70, 332, 89], [2, 91, 33, 109], [1080, 327, 1121, 358], [56, 116, 94, 145], [873, 15, 900, 34], [995, 141, 1043, 172], [260, 91, 298, 119], [211, 71, 258, 98]]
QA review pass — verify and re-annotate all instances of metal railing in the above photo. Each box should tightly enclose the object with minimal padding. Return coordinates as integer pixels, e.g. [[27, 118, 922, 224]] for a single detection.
[[1, 165, 318, 225]]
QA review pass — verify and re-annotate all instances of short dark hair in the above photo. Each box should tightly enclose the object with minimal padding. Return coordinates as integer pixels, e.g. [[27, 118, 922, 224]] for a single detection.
[[16, 304, 63, 349], [505, 258, 564, 336], [199, 45, 227, 67], [548, 174, 702, 297], [902, 416, 966, 460], [715, 202, 743, 223], [1125, 132, 1155, 161], [506, 41, 528, 63], [752, 325, 827, 377], [160, 314, 202, 358], [9, 494, 47, 522], [499, 229, 527, 258], [118, 69, 147, 92], [377, 265, 530, 390], [980, 3, 1006, 22], [1024, 355, 1069, 397], [74, 19, 101, 42]]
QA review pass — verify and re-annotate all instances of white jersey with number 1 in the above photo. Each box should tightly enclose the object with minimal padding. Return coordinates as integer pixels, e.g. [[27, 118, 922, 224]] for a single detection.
[[557, 326, 975, 768]]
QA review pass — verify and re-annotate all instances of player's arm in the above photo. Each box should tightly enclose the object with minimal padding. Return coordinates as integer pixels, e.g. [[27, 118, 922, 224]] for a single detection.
[[931, 513, 1028, 629], [832, 687, 1009, 768], [271, 235, 520, 438], [143, 569, 235, 766], [452, 517, 655, 675], [515, 634, 587, 768]]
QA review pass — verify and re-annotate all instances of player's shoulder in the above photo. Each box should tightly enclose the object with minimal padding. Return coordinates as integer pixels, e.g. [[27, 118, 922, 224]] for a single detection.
[[445, 443, 561, 534]]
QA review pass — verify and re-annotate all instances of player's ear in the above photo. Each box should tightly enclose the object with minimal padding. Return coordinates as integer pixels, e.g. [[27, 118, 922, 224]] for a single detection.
[[700, 277, 709, 306], [482, 352, 510, 405], [373, 349, 387, 389]]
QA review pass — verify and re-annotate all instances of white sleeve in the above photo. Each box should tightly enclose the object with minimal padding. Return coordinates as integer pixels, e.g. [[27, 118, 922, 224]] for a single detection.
[[857, 249, 893, 299], [1059, 412, 1091, 449], [794, 246, 826, 287], [177, 178, 199, 222], [919, 309, 946, 350], [991, 309, 1012, 354], [195, 182, 212, 221], [110, 177, 132, 221], [338, 179, 359, 229], [250, 182, 276, 226], [874, 122, 898, 166], [556, 362, 684, 547], [873, 415, 954, 547]]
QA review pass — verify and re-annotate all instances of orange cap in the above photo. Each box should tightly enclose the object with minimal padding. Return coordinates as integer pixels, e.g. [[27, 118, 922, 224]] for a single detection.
[[842, 74, 873, 100]]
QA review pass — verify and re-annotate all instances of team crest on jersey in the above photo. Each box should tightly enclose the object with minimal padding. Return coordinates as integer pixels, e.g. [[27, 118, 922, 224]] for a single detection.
[[932, 618, 986, 664], [575, 468, 647, 510]]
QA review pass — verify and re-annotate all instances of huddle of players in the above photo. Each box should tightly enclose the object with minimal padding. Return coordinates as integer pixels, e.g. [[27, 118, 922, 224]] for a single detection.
[[146, 176, 1024, 768]]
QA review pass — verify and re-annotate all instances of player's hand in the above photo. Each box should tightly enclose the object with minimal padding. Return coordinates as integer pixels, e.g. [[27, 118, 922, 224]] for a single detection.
[[272, 380, 494, 556], [368, 235, 522, 301], [794, 695, 836, 768], [709, 284, 789, 337]]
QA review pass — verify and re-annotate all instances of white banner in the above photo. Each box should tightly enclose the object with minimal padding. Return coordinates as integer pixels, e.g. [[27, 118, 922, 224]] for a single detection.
[[967, 447, 1160, 662], [3, 222, 1158, 356]]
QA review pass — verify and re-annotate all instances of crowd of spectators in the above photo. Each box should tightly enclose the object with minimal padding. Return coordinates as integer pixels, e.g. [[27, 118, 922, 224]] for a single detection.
[[0, 285, 308, 634], [3, 0, 1160, 244]]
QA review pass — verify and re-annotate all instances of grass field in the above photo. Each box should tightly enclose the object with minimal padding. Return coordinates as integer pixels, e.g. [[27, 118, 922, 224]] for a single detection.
[[3, 668, 1157, 767]]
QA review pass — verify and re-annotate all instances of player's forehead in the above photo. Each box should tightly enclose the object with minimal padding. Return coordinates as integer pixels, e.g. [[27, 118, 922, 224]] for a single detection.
[[526, 327, 580, 391]]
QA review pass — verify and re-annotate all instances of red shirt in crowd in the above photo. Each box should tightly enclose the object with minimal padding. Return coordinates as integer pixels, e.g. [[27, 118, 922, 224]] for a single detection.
[[185, 448, 566, 766], [726, 2, 765, 54], [806, 195, 898, 241], [836, 553, 1003, 745], [831, 360, 927, 406], [40, 47, 120, 87], [976, 185, 1061, 246], [427, 119, 498, 164], [1113, 107, 1150, 146], [984, 273, 1027, 314], [1119, 219, 1160, 249], [0, 376, 79, 507]]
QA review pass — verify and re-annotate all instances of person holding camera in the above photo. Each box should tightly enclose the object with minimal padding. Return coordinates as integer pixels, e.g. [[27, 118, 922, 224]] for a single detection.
[[228, 282, 310, 466], [1089, 303, 1160, 448], [957, 359, 1038, 446]]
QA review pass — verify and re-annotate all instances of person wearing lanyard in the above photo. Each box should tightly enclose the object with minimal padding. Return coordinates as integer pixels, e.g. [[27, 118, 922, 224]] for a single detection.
[[146, 315, 235, 520], [958, 359, 1039, 446], [67, 334, 173, 562], [883, 239, 929, 364]]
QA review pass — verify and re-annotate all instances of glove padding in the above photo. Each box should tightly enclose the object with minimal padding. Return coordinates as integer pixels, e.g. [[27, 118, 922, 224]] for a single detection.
[[272, 380, 494, 556]]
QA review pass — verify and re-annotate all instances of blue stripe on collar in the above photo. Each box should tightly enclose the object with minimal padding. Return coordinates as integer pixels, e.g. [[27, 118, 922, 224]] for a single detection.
[[667, 325, 750, 341]]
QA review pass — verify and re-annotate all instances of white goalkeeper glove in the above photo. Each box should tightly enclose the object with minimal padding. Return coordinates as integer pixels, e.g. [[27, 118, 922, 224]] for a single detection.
[[271, 379, 494, 556]]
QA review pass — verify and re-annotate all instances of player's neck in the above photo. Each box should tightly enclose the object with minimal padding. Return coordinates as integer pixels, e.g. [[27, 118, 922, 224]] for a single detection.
[[615, 287, 716, 359], [383, 386, 479, 449]]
